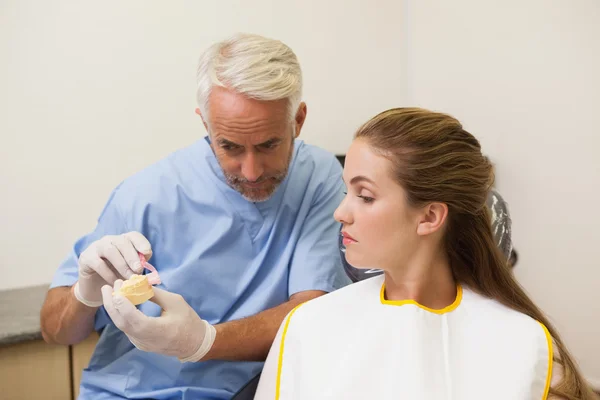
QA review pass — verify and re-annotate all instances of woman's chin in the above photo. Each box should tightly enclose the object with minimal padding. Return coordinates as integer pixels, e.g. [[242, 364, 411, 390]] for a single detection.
[[345, 254, 375, 270]]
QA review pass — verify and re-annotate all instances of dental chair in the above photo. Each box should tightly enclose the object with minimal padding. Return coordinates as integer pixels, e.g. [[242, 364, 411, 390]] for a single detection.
[[230, 157, 515, 399]]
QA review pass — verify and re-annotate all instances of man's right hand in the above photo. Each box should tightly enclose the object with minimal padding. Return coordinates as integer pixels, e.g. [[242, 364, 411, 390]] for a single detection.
[[73, 231, 152, 307]]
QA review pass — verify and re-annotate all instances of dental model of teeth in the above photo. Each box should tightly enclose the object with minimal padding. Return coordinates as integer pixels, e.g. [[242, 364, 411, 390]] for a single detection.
[[113, 253, 161, 305]]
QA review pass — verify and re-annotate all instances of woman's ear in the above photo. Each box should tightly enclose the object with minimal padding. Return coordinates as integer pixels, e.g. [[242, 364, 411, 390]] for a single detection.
[[416, 202, 448, 236]]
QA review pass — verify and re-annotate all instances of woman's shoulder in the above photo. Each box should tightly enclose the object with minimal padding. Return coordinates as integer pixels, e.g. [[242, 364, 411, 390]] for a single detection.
[[461, 287, 543, 323], [291, 275, 384, 321], [460, 287, 552, 346]]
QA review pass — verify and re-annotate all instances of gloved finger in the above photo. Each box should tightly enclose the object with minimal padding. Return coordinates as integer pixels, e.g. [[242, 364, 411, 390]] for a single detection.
[[125, 231, 152, 259], [101, 284, 131, 331], [113, 234, 144, 274], [148, 287, 186, 311], [81, 253, 119, 285], [113, 279, 124, 292], [96, 237, 135, 279], [111, 290, 151, 336]]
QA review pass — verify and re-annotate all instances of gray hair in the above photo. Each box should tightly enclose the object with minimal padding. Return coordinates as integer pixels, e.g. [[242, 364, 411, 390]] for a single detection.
[[196, 33, 303, 123]]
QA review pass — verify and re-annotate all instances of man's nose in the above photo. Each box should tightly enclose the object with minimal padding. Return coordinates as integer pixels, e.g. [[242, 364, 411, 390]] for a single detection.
[[240, 152, 264, 182]]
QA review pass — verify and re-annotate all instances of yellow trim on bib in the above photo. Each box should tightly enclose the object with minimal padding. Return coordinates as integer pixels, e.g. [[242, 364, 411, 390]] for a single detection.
[[275, 304, 304, 400], [380, 284, 463, 314], [539, 322, 553, 400]]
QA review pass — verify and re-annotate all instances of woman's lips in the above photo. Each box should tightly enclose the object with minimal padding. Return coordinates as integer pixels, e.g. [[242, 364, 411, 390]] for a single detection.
[[341, 231, 357, 246]]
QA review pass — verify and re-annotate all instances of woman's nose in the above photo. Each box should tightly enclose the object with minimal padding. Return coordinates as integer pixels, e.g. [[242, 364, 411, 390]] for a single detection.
[[334, 196, 352, 224]]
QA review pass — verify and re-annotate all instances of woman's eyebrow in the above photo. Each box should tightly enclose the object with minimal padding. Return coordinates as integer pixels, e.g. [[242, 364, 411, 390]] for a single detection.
[[342, 175, 378, 187]]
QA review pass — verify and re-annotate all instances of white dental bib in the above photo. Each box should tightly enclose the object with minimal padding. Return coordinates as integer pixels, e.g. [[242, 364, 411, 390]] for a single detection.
[[255, 274, 552, 400]]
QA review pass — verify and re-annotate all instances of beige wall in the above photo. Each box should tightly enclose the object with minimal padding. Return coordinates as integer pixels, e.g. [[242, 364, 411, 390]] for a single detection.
[[405, 0, 600, 387]]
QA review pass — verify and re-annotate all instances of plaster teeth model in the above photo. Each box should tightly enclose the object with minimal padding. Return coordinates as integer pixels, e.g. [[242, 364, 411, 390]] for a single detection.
[[114, 274, 154, 305], [113, 252, 161, 305]]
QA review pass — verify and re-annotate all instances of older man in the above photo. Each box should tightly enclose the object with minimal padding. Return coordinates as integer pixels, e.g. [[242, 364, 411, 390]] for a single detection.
[[40, 33, 350, 399]]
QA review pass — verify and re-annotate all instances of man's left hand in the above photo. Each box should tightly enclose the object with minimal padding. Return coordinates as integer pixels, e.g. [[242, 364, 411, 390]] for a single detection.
[[101, 281, 216, 362]]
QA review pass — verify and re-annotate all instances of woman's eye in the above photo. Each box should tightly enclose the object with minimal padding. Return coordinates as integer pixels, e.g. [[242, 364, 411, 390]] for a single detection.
[[357, 195, 374, 203]]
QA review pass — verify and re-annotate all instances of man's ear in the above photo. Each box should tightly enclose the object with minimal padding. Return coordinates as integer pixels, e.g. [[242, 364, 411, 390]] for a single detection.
[[293, 102, 307, 138], [195, 108, 209, 131], [416, 202, 448, 236]]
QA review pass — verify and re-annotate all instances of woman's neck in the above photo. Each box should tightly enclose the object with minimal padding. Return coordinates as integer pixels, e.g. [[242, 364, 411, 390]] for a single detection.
[[383, 247, 457, 310]]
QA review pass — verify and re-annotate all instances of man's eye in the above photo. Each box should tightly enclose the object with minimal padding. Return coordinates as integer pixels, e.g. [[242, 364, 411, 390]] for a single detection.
[[261, 142, 278, 150]]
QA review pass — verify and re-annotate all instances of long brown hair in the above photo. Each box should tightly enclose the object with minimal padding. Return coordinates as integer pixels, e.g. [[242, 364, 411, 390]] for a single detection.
[[355, 107, 597, 399]]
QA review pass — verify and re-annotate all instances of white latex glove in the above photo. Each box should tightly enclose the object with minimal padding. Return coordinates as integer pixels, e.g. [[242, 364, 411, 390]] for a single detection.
[[73, 232, 152, 307], [101, 280, 217, 362]]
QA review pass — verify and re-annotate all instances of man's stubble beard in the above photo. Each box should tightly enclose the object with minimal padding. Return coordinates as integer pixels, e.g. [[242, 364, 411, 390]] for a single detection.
[[222, 142, 294, 202]]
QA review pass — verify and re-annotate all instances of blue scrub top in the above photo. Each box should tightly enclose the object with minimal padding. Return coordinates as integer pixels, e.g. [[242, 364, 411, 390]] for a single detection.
[[50, 137, 351, 399]]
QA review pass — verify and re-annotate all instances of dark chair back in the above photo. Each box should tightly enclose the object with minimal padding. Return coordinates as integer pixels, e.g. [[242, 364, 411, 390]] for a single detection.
[[231, 372, 261, 399]]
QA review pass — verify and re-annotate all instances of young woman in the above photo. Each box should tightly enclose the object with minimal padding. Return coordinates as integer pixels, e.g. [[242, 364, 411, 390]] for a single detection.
[[254, 108, 597, 400]]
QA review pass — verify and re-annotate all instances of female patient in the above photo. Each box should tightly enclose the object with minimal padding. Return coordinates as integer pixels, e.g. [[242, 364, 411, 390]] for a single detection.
[[254, 108, 597, 400]]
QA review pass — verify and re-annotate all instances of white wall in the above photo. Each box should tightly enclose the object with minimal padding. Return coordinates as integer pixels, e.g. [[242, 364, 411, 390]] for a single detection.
[[405, 0, 600, 387], [0, 0, 407, 289]]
